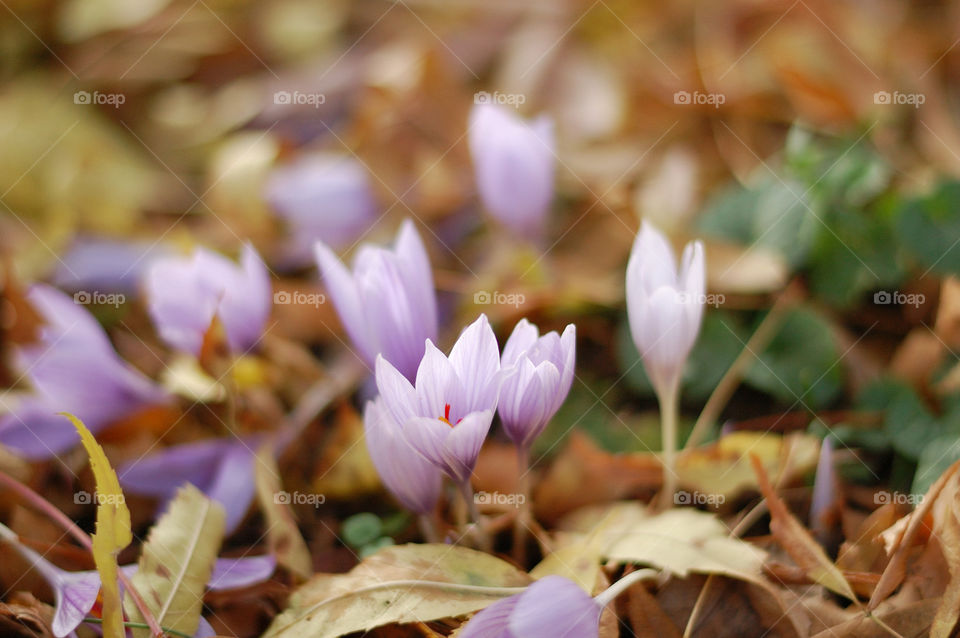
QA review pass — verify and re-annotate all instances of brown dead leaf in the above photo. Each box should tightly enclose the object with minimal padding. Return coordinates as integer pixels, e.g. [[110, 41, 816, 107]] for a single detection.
[[0, 593, 53, 638], [889, 328, 944, 388], [809, 598, 941, 638], [624, 581, 683, 638], [750, 454, 858, 602], [935, 276, 960, 349]]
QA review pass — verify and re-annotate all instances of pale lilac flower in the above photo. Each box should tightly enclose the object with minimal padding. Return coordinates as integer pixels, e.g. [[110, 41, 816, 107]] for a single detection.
[[363, 398, 443, 514], [315, 220, 438, 381], [459, 576, 601, 638], [498, 320, 576, 450], [145, 243, 271, 356], [0, 285, 168, 459], [53, 237, 172, 295], [0, 523, 274, 638], [468, 103, 555, 239], [119, 438, 257, 533], [375, 315, 502, 484], [264, 153, 377, 267], [625, 221, 705, 397], [810, 436, 837, 534]]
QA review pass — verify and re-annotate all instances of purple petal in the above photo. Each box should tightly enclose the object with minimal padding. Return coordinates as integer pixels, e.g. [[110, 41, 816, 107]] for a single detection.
[[53, 237, 172, 295], [52, 570, 103, 638], [0, 405, 86, 459], [448, 315, 501, 415], [375, 355, 419, 426], [315, 241, 375, 367], [401, 416, 456, 478], [218, 244, 271, 353], [208, 555, 276, 591], [508, 576, 601, 638], [810, 436, 836, 531], [415, 341, 461, 421], [441, 409, 494, 484], [393, 220, 438, 347], [458, 594, 520, 638], [501, 319, 540, 368], [363, 399, 442, 514], [498, 358, 556, 448], [194, 616, 217, 638], [203, 442, 258, 533]]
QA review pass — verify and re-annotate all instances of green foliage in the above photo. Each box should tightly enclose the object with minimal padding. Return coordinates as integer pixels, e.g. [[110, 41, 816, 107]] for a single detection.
[[897, 179, 960, 276]]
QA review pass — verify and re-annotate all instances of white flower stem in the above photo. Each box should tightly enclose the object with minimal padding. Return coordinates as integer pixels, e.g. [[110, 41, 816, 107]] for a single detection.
[[657, 381, 680, 510], [418, 513, 440, 544], [460, 481, 491, 552], [512, 445, 531, 565], [594, 568, 659, 608]]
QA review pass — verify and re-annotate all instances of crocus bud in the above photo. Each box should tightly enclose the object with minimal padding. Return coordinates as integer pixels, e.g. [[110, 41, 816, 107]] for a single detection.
[[264, 153, 377, 267], [0, 285, 168, 458], [468, 103, 555, 240], [145, 243, 271, 356], [625, 221, 705, 398], [315, 220, 438, 381], [810, 435, 837, 536], [498, 320, 576, 450], [375, 315, 503, 485], [363, 398, 443, 514], [459, 575, 602, 638]]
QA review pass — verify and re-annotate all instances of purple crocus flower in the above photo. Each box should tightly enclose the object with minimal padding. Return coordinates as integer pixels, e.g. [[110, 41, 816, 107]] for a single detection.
[[375, 315, 503, 485], [0, 285, 168, 459], [315, 220, 438, 381], [0, 522, 275, 638], [468, 103, 555, 240], [498, 320, 576, 450], [118, 438, 256, 533], [810, 436, 836, 535], [625, 221, 705, 398], [264, 153, 377, 268], [363, 397, 443, 514], [144, 244, 271, 356], [459, 576, 602, 638]]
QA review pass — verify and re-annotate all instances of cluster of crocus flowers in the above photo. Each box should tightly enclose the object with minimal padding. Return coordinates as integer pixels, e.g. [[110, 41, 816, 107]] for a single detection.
[[264, 153, 377, 268], [0, 285, 169, 459], [468, 103, 556, 241], [625, 221, 705, 504], [144, 243, 271, 357], [0, 522, 274, 637], [315, 220, 438, 381]]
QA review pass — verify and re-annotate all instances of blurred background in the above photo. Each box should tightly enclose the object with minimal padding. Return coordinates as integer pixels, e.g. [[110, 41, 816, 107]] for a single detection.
[[2, 0, 960, 533]]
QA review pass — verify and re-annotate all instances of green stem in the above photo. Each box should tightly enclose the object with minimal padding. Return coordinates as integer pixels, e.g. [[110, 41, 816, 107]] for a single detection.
[[81, 618, 193, 638]]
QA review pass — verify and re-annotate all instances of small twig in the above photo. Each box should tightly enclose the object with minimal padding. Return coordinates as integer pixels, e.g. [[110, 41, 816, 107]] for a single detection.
[[684, 282, 800, 451]]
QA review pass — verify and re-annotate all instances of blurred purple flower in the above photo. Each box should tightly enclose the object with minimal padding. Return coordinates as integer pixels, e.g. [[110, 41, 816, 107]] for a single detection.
[[810, 435, 837, 533], [625, 221, 705, 397], [118, 438, 257, 533], [375, 315, 503, 485], [468, 103, 555, 240], [498, 320, 576, 450], [264, 153, 377, 267], [315, 220, 438, 381], [53, 237, 172, 295], [363, 398, 443, 514], [459, 575, 601, 638], [145, 243, 271, 356], [0, 285, 168, 459], [0, 522, 274, 638]]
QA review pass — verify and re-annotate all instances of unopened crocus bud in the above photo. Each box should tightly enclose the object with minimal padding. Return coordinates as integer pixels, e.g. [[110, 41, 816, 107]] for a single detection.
[[459, 576, 602, 638], [145, 244, 271, 356], [363, 398, 443, 514], [375, 315, 503, 485], [315, 220, 438, 381], [264, 153, 377, 267], [468, 103, 555, 240], [498, 320, 576, 450], [810, 435, 837, 536], [625, 221, 705, 398]]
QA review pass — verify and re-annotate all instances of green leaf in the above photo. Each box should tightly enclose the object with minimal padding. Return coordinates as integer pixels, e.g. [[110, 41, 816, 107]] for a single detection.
[[913, 434, 960, 496], [263, 544, 531, 638], [897, 180, 960, 276], [123, 484, 225, 638], [743, 307, 843, 408], [341, 513, 382, 548]]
